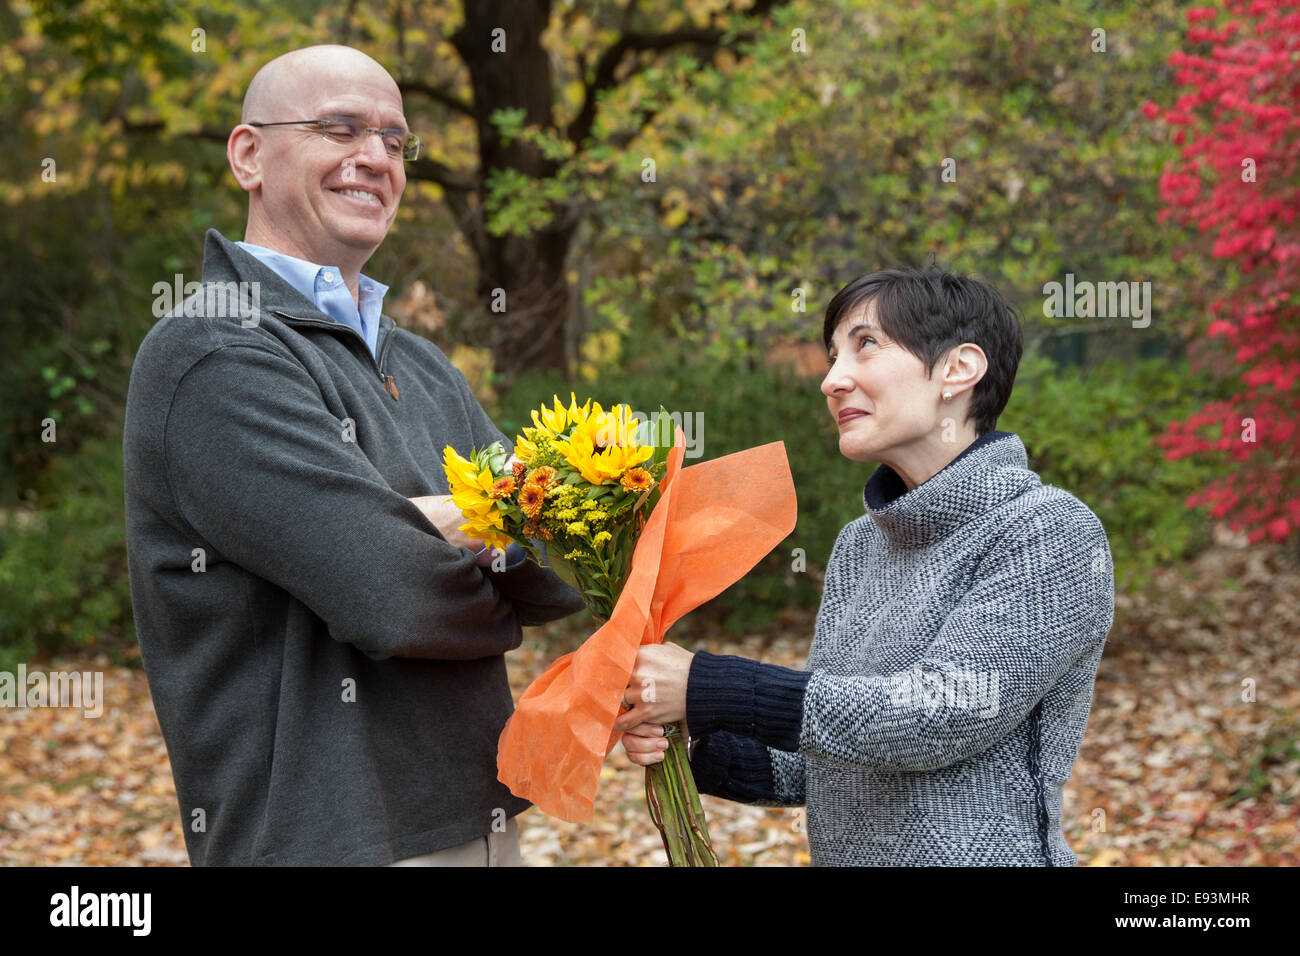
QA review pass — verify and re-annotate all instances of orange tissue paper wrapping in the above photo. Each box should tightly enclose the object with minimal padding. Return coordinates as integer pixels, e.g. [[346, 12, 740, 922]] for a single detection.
[[496, 436, 797, 822]]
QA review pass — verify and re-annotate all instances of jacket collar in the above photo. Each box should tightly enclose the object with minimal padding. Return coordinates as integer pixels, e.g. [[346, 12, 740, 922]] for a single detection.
[[862, 430, 1038, 548], [201, 228, 395, 340]]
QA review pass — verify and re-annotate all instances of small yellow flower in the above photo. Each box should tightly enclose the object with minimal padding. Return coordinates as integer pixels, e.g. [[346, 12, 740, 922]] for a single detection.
[[592, 530, 612, 546], [549, 484, 579, 502], [566, 521, 589, 536]]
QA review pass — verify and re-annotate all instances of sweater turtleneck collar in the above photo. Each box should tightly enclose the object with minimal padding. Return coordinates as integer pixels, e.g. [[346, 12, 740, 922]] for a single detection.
[[862, 430, 1038, 548]]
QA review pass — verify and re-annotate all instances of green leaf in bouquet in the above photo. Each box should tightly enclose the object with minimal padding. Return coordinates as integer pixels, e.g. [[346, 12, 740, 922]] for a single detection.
[[483, 441, 510, 474], [652, 405, 675, 466], [541, 548, 582, 591], [608, 495, 638, 518]]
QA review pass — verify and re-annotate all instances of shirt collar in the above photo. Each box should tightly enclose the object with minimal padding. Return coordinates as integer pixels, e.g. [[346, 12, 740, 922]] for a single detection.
[[233, 241, 389, 313]]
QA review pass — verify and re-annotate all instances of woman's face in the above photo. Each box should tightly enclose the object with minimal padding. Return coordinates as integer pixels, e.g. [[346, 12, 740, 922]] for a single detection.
[[820, 300, 946, 464]]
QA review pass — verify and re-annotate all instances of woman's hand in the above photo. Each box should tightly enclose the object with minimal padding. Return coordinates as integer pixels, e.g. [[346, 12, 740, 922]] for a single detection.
[[614, 642, 694, 730], [409, 495, 496, 562], [620, 722, 670, 767], [408, 494, 476, 551]]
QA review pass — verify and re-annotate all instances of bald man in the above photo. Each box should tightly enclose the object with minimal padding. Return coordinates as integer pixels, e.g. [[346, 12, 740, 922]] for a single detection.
[[123, 45, 584, 866]]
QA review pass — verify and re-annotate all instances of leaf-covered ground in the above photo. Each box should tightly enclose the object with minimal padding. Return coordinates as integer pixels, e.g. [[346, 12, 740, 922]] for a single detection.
[[2, 542, 1296, 866]]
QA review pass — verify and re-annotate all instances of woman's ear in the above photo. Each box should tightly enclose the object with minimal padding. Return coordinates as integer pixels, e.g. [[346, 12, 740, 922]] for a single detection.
[[227, 125, 263, 192], [944, 343, 988, 397]]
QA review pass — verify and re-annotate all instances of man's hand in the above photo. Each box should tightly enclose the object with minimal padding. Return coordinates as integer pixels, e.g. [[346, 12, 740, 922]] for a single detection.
[[614, 642, 694, 731], [408, 494, 482, 554]]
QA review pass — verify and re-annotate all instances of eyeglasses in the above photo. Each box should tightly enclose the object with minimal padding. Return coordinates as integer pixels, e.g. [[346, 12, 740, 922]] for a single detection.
[[249, 116, 422, 161]]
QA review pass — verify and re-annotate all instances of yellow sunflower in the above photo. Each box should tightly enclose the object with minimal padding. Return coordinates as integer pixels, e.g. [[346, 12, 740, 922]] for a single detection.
[[443, 446, 512, 550], [551, 402, 653, 485], [444, 446, 495, 502], [514, 432, 538, 464]]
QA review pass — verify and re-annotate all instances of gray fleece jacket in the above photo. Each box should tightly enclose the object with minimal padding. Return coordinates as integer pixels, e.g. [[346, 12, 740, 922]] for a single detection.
[[123, 229, 584, 866]]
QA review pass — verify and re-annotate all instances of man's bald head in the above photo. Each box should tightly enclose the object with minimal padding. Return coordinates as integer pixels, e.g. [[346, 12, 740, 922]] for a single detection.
[[240, 45, 401, 124], [229, 44, 409, 280]]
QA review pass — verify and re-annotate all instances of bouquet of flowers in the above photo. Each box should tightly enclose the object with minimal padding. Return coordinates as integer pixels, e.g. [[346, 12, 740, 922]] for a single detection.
[[444, 394, 796, 866], [443, 395, 667, 621], [444, 394, 713, 862]]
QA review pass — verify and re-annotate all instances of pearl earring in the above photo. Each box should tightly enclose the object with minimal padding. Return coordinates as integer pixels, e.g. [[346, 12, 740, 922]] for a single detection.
[[943, 391, 953, 402]]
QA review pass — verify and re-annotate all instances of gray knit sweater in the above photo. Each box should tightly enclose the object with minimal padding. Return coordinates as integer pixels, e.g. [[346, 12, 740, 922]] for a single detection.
[[686, 429, 1114, 866]]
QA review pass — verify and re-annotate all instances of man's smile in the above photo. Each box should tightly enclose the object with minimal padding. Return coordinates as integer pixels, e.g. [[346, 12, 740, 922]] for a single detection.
[[330, 185, 385, 207]]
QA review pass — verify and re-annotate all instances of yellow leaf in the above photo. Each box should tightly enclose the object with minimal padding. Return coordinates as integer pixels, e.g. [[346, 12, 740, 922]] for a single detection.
[[1087, 848, 1126, 866]]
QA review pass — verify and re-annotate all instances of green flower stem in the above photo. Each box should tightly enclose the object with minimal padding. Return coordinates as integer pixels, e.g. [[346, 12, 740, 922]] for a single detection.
[[645, 722, 718, 867], [573, 563, 717, 865]]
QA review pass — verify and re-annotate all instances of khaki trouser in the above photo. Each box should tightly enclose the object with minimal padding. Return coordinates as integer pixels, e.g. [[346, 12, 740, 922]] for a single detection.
[[385, 816, 521, 867]]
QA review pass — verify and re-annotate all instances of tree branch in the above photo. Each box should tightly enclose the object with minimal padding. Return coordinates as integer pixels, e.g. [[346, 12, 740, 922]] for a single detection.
[[607, 101, 665, 150], [566, 0, 788, 148], [397, 79, 475, 118], [118, 119, 229, 144], [406, 157, 488, 265], [407, 156, 477, 194]]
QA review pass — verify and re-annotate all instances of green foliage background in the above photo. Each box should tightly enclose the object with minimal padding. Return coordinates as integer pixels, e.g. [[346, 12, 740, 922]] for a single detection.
[[0, 0, 1239, 664]]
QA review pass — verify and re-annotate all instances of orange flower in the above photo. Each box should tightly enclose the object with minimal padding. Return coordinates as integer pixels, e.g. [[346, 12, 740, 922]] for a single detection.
[[523, 521, 553, 541], [520, 482, 546, 519], [621, 467, 655, 494], [526, 465, 558, 488], [512, 460, 527, 484], [490, 476, 517, 499]]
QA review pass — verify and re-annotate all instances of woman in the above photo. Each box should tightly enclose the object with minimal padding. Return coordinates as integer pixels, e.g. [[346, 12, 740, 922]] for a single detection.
[[616, 264, 1115, 866]]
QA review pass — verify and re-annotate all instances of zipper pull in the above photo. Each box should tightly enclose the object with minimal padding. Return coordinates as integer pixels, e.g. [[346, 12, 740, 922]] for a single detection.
[[384, 374, 399, 401]]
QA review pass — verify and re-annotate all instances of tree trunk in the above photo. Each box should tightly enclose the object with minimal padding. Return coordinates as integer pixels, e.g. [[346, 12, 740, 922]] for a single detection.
[[452, 0, 573, 381]]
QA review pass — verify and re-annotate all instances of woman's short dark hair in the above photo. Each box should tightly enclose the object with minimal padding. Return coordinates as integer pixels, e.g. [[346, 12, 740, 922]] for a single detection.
[[822, 263, 1024, 436]]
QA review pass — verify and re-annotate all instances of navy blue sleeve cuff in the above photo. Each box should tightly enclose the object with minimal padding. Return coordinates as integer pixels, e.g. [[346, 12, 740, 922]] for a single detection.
[[686, 650, 811, 752], [689, 731, 780, 803]]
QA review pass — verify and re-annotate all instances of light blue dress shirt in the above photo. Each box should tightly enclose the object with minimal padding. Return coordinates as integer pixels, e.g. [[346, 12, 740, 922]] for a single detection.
[[236, 241, 389, 361]]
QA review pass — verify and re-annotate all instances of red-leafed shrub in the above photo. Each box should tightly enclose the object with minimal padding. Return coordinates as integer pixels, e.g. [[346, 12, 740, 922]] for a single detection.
[[1146, 1, 1300, 544]]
